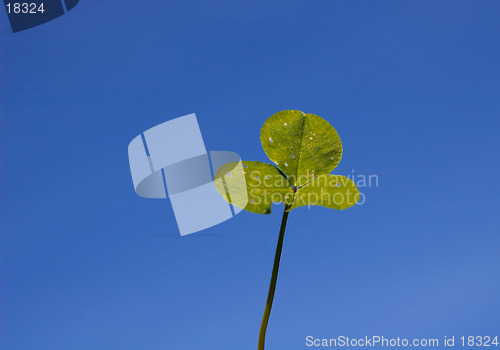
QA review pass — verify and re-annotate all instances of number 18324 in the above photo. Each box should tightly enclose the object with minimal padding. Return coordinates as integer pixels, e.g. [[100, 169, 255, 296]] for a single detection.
[[461, 336, 499, 347], [6, 3, 45, 14]]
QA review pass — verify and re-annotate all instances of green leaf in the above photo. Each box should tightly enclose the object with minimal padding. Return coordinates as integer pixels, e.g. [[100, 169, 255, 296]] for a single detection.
[[260, 110, 343, 188], [213, 110, 358, 214], [291, 175, 360, 210], [214, 161, 294, 215]]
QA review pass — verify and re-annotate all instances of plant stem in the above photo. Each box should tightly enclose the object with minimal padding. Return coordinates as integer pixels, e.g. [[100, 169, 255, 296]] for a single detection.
[[258, 208, 290, 350]]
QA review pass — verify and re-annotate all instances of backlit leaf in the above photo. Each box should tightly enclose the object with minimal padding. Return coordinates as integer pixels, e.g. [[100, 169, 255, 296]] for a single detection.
[[291, 175, 359, 210], [214, 110, 357, 214], [214, 161, 294, 215], [260, 110, 342, 188]]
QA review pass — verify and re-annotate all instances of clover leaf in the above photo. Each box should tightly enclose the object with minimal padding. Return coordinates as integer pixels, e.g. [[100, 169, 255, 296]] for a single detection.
[[215, 110, 359, 213], [214, 110, 360, 350]]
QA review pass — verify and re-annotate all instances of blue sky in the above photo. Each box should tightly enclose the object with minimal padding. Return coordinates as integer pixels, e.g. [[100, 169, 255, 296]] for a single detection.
[[1, 1, 499, 349]]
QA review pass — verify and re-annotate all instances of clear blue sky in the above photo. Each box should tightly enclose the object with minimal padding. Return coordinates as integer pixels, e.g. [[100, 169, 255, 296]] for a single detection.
[[1, 1, 499, 349]]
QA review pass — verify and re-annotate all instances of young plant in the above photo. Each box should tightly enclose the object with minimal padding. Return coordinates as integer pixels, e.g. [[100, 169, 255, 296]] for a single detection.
[[214, 110, 359, 350]]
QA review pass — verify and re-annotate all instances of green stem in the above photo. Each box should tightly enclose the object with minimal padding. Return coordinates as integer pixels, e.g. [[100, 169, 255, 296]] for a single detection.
[[258, 208, 290, 350]]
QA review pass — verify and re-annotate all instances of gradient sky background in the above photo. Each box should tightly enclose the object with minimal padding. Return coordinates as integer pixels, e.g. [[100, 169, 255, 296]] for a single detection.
[[1, 1, 499, 349]]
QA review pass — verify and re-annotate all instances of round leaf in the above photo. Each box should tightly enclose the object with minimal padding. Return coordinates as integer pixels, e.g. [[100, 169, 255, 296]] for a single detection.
[[214, 161, 294, 215], [291, 175, 359, 210], [260, 110, 343, 188]]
